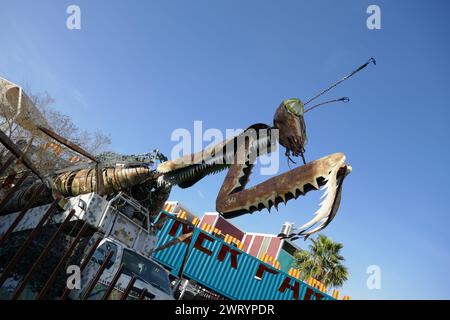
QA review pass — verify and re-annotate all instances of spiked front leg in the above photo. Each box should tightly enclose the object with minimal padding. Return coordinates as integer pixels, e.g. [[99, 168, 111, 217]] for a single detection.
[[157, 122, 351, 238], [216, 153, 351, 237]]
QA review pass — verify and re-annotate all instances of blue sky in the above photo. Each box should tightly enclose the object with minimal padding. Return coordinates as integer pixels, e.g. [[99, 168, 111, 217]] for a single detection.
[[1, 0, 449, 299]]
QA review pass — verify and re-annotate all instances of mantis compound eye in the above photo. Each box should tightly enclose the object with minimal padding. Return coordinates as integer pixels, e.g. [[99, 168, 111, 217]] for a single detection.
[[283, 98, 304, 116]]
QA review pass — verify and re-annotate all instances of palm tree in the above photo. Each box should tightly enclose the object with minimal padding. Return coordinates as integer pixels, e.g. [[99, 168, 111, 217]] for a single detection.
[[293, 234, 348, 288]]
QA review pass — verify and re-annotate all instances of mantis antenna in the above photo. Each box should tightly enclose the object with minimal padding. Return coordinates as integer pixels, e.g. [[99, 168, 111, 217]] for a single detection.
[[304, 96, 350, 113], [304, 57, 376, 106]]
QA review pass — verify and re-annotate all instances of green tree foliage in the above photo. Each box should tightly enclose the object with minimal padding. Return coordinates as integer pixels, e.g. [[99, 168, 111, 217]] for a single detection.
[[293, 234, 348, 288]]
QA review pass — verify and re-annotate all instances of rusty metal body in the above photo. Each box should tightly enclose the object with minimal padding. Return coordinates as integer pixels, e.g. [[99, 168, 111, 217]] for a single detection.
[[2, 105, 352, 239], [1, 105, 350, 242], [53, 166, 153, 197], [1, 74, 351, 240], [0, 165, 168, 216]]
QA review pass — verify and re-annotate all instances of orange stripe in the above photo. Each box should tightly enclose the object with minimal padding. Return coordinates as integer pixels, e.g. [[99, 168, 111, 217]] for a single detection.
[[332, 290, 340, 299]]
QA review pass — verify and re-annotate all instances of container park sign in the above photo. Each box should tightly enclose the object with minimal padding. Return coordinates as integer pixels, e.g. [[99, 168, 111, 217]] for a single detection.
[[153, 212, 334, 300]]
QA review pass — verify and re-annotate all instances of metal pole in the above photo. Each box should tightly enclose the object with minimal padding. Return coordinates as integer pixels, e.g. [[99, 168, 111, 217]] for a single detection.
[[0, 130, 43, 180], [138, 288, 148, 300], [81, 251, 113, 300], [120, 275, 137, 300], [102, 264, 124, 300], [36, 126, 98, 162], [174, 226, 196, 299], [59, 237, 102, 300], [95, 163, 104, 195]]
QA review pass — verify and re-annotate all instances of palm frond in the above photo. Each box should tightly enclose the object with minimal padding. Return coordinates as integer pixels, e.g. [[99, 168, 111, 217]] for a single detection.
[[292, 234, 349, 288]]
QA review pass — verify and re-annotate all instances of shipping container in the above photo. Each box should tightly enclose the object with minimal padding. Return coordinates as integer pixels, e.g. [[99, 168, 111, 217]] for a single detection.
[[153, 212, 334, 301]]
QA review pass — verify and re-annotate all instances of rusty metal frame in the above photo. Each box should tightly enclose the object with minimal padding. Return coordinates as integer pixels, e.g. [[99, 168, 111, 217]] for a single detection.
[[0, 124, 109, 300], [0, 197, 60, 287], [0, 126, 159, 300], [36, 126, 98, 162], [11, 209, 76, 299], [138, 288, 148, 300], [0, 185, 47, 246], [36, 126, 104, 194], [120, 275, 137, 300], [0, 130, 43, 180], [36, 221, 91, 299], [102, 263, 124, 300], [0, 184, 47, 246], [59, 237, 102, 300], [81, 250, 114, 300]]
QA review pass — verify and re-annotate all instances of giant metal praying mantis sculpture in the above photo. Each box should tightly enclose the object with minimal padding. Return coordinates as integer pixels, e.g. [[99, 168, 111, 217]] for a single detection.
[[0, 58, 375, 239]]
